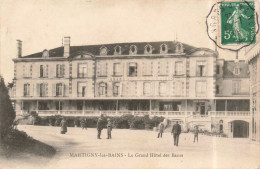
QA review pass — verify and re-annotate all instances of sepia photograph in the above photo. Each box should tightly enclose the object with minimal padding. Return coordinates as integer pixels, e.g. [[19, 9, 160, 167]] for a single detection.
[[0, 0, 259, 168]]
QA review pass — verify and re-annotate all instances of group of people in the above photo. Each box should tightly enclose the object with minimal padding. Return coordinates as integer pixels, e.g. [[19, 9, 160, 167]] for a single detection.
[[60, 117, 113, 140], [157, 121, 199, 146], [60, 117, 199, 146]]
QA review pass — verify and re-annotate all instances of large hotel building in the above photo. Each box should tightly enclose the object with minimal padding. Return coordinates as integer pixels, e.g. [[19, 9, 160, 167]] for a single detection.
[[9, 37, 250, 138]]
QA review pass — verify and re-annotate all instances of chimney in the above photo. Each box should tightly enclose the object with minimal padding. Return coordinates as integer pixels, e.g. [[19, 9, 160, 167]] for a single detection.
[[63, 36, 70, 57], [17, 40, 22, 58]]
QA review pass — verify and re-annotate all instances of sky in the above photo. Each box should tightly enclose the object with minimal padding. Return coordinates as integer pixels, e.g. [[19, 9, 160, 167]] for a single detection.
[[1, 0, 258, 83]]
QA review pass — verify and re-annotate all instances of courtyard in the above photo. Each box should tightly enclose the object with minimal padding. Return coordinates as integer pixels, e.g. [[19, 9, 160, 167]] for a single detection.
[[1, 125, 260, 169]]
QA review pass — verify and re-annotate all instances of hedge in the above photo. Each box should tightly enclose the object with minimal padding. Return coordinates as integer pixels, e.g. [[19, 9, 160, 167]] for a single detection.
[[31, 114, 165, 130]]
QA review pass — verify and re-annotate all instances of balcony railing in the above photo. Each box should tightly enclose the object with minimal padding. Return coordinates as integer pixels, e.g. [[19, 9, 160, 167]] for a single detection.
[[209, 111, 250, 117]]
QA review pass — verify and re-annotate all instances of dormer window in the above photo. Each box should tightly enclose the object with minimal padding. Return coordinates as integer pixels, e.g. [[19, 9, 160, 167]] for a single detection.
[[144, 44, 152, 54], [100, 46, 107, 56], [129, 45, 137, 55], [114, 46, 121, 55], [233, 66, 241, 75], [160, 44, 168, 54], [42, 50, 49, 58], [175, 43, 184, 53]]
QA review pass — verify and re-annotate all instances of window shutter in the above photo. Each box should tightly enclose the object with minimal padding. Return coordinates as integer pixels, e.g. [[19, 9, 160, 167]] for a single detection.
[[158, 62, 161, 75], [36, 84, 40, 97], [45, 83, 48, 96], [30, 65, 33, 77], [52, 84, 56, 96], [182, 82, 184, 96], [56, 65, 59, 77], [166, 62, 169, 75], [97, 62, 101, 76], [45, 65, 48, 77], [23, 65, 25, 77], [173, 82, 175, 95], [62, 83, 65, 96], [126, 63, 130, 76], [61, 64, 65, 77], [30, 84, 33, 96], [142, 62, 145, 75], [105, 63, 108, 76], [135, 63, 138, 76]]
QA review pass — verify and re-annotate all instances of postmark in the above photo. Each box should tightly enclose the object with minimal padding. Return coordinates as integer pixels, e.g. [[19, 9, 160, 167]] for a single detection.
[[206, 0, 259, 51]]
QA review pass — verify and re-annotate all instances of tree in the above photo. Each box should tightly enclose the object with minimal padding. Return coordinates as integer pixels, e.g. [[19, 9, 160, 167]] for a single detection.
[[0, 76, 16, 138]]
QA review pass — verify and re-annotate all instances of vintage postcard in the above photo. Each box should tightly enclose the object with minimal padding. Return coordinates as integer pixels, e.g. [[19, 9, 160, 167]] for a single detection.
[[0, 0, 259, 169]]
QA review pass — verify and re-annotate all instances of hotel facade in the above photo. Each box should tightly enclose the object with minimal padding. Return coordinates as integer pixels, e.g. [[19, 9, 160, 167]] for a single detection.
[[9, 38, 250, 138]]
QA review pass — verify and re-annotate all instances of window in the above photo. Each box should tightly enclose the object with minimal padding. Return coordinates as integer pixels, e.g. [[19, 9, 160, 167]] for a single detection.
[[159, 82, 166, 96], [56, 64, 65, 78], [143, 62, 152, 76], [233, 66, 241, 75], [196, 81, 207, 97], [216, 85, 220, 94], [98, 82, 107, 96], [129, 45, 137, 55], [216, 65, 220, 74], [144, 45, 152, 54], [78, 63, 87, 78], [196, 61, 206, 76], [56, 102, 62, 110], [23, 65, 32, 78], [113, 63, 122, 76], [100, 46, 107, 55], [175, 81, 183, 96], [39, 65, 48, 78], [78, 82, 86, 97], [56, 83, 64, 96], [160, 44, 168, 54], [158, 62, 168, 76], [97, 62, 107, 77], [175, 62, 183, 75], [39, 83, 48, 97], [143, 82, 151, 96], [40, 65, 44, 77], [113, 83, 120, 96], [175, 43, 183, 53], [114, 46, 121, 55], [24, 84, 30, 96], [232, 80, 241, 94], [128, 81, 136, 96], [128, 63, 137, 77]]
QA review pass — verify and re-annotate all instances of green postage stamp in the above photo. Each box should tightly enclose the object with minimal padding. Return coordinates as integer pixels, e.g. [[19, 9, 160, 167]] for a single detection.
[[220, 1, 256, 45]]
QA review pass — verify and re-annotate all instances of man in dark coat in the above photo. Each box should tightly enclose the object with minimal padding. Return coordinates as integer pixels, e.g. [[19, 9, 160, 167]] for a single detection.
[[171, 121, 181, 146], [60, 118, 68, 134], [97, 118, 104, 139]]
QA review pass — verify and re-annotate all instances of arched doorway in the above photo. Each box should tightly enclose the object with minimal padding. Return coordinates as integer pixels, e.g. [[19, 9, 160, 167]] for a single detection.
[[232, 120, 249, 138]]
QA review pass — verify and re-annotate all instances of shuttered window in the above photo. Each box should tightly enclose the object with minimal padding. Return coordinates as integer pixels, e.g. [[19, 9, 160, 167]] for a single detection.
[[143, 62, 152, 76], [113, 63, 122, 76], [56, 64, 65, 78], [24, 83, 30, 96], [98, 82, 107, 96], [78, 63, 87, 78], [175, 62, 183, 75], [143, 82, 151, 96]]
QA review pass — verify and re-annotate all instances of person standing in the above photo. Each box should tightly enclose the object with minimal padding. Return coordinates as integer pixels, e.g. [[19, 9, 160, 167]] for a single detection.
[[97, 118, 104, 139], [80, 118, 87, 130], [171, 121, 181, 146], [106, 118, 112, 139], [194, 126, 199, 143], [60, 118, 68, 134], [157, 122, 164, 138]]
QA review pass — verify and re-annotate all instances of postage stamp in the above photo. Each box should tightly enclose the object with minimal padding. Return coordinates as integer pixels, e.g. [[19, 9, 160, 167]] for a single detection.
[[220, 1, 256, 45], [206, 0, 259, 51]]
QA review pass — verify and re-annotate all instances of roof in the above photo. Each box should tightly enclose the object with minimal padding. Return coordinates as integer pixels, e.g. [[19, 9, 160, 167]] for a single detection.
[[22, 41, 199, 58], [223, 60, 249, 78]]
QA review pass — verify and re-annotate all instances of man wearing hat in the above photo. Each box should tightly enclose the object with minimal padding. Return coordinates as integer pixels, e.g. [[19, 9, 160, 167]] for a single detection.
[[97, 117, 104, 139], [107, 118, 113, 139]]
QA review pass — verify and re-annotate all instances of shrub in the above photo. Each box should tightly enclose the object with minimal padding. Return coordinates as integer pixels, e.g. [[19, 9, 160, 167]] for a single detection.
[[0, 76, 16, 138]]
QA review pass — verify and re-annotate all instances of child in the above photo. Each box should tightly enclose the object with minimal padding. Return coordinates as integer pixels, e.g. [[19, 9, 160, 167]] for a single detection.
[[106, 118, 112, 139]]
